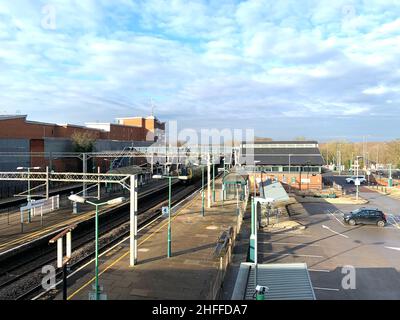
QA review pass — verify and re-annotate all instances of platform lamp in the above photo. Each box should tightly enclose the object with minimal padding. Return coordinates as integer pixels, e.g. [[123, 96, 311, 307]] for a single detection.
[[17, 166, 41, 223], [68, 194, 125, 300], [152, 174, 188, 258]]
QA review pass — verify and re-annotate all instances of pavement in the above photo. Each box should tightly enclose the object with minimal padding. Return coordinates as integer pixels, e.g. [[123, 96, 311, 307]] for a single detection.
[[258, 173, 400, 299], [54, 179, 247, 300], [296, 195, 368, 205]]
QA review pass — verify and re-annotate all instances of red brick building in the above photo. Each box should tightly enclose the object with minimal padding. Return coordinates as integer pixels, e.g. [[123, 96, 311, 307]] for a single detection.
[[240, 141, 324, 191], [0, 114, 165, 172]]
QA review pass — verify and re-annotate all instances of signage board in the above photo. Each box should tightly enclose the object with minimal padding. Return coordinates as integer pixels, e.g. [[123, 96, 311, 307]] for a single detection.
[[162, 206, 169, 217]]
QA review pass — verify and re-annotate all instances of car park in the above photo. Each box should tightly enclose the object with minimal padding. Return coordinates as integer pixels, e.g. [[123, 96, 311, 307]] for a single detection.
[[343, 208, 387, 227]]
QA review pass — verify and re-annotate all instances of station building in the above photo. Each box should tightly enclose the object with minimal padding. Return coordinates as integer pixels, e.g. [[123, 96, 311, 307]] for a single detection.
[[240, 141, 324, 191]]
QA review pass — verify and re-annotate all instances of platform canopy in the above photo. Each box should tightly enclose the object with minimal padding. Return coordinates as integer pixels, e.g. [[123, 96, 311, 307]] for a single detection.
[[260, 181, 290, 202], [222, 172, 248, 185]]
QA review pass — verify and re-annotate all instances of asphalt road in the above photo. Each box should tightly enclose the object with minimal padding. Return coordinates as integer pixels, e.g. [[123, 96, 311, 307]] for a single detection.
[[258, 174, 400, 299]]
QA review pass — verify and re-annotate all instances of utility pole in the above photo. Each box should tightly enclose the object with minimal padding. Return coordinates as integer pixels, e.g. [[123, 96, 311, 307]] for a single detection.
[[388, 164, 393, 187], [355, 157, 360, 201]]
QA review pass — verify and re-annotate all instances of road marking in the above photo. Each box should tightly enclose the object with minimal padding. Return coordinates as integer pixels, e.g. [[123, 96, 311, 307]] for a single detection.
[[261, 241, 321, 247], [308, 269, 330, 273], [313, 287, 340, 291], [387, 215, 400, 229], [326, 211, 346, 227], [322, 225, 349, 238], [384, 246, 400, 251], [262, 253, 324, 258], [275, 232, 313, 237]]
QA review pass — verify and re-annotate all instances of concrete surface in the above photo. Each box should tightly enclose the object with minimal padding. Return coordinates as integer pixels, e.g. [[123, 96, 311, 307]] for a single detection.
[[56, 179, 246, 300]]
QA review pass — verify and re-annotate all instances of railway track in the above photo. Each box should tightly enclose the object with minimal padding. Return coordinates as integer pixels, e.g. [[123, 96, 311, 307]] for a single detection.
[[0, 181, 202, 300]]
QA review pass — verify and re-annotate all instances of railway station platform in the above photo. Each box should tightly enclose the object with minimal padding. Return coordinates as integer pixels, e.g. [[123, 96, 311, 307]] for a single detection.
[[0, 179, 172, 256], [60, 178, 248, 300]]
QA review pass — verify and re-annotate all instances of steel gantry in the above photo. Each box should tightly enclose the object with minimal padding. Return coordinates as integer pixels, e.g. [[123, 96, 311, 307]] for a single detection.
[[0, 170, 139, 267]]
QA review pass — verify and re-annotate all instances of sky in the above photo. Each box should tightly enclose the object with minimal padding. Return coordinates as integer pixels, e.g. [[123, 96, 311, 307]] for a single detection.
[[0, 0, 400, 141]]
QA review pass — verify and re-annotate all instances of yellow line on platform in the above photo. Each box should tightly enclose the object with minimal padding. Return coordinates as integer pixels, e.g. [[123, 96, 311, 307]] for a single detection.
[[67, 193, 198, 300], [0, 207, 109, 251]]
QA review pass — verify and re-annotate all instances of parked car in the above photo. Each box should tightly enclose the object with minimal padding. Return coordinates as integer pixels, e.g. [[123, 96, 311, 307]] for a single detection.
[[345, 176, 367, 184], [343, 208, 387, 227]]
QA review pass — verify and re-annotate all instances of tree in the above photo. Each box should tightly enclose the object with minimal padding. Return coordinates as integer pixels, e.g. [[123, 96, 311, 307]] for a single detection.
[[71, 131, 96, 153]]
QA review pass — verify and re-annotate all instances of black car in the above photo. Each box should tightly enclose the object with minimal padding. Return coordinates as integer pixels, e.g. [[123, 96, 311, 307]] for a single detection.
[[343, 208, 387, 227]]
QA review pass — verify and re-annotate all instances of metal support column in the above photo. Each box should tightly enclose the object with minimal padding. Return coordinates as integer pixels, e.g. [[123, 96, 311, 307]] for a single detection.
[[168, 177, 172, 257], [249, 197, 255, 262], [97, 166, 101, 200], [82, 153, 87, 198], [27, 167, 31, 223], [46, 166, 49, 200], [130, 175, 138, 266], [207, 154, 211, 208]]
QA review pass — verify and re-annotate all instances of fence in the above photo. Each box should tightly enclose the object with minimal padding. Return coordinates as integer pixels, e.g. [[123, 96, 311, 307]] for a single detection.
[[30, 195, 60, 217], [20, 195, 60, 228]]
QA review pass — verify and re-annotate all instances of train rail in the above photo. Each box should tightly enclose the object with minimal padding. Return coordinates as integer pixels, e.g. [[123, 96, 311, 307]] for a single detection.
[[0, 180, 202, 300]]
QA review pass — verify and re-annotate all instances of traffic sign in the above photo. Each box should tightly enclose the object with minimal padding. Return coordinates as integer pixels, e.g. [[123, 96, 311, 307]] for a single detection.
[[354, 179, 360, 186]]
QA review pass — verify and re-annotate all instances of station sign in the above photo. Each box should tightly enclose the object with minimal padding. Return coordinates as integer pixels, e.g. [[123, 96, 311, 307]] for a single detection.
[[162, 206, 169, 217]]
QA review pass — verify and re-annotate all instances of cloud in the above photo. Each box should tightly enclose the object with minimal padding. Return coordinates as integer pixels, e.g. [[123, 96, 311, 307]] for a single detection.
[[0, 0, 399, 140]]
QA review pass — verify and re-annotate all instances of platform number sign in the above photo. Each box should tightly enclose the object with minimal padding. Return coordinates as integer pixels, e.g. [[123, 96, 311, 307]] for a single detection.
[[162, 206, 169, 217]]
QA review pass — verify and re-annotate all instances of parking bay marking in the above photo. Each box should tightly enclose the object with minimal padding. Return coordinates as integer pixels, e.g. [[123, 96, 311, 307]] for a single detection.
[[384, 246, 400, 251], [313, 287, 340, 291], [261, 241, 321, 247], [309, 269, 330, 273], [261, 253, 324, 258], [322, 225, 349, 238], [326, 211, 346, 227]]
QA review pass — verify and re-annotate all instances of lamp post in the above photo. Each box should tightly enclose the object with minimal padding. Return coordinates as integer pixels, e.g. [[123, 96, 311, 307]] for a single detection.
[[152, 174, 188, 257], [17, 166, 41, 223], [68, 194, 125, 300], [251, 197, 274, 286], [212, 156, 216, 203]]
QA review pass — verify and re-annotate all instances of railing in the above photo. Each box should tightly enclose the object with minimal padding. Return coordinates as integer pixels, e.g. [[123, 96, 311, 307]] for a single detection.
[[31, 195, 60, 217]]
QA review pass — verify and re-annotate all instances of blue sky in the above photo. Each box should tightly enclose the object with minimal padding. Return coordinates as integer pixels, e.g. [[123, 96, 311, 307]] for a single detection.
[[1, 0, 400, 141]]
